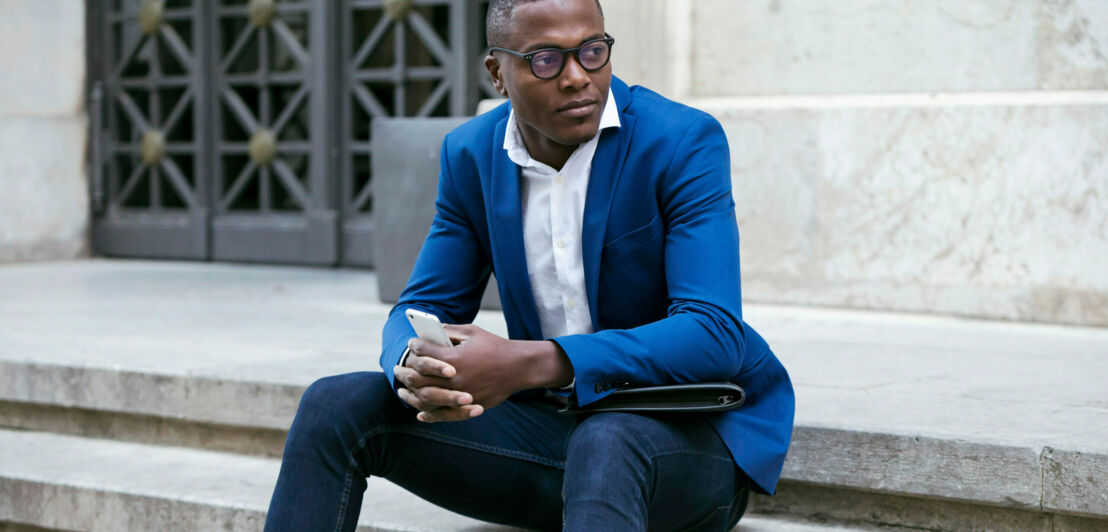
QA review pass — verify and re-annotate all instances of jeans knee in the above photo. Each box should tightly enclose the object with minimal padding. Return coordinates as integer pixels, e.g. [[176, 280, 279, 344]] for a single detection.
[[285, 372, 395, 454], [566, 413, 655, 464]]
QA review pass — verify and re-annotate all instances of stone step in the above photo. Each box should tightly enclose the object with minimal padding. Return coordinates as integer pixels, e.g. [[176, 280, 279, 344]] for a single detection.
[[6, 394, 1105, 532], [0, 428, 902, 532], [2, 260, 1107, 530]]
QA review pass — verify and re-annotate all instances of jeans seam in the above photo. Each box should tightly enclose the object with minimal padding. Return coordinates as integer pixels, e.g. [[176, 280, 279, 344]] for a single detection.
[[350, 424, 566, 470], [333, 469, 353, 532], [648, 449, 735, 463]]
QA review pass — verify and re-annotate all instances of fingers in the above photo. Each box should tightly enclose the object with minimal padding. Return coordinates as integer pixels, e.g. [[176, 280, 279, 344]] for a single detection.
[[396, 383, 472, 409], [393, 366, 453, 390], [396, 388, 484, 423], [417, 404, 485, 423], [442, 323, 476, 345], [405, 339, 456, 378], [408, 352, 457, 378]]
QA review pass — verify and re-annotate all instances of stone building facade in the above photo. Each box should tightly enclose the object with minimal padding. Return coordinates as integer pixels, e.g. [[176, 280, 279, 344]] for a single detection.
[[1, 0, 1106, 327], [0, 1, 89, 262]]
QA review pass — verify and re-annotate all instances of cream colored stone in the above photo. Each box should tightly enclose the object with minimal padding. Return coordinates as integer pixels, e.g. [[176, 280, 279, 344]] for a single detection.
[[0, 117, 89, 262], [723, 110, 819, 280], [0, 0, 86, 117], [602, 0, 685, 98], [689, 0, 1107, 96], [0, 0, 89, 263], [1038, 0, 1108, 90], [716, 101, 1108, 326]]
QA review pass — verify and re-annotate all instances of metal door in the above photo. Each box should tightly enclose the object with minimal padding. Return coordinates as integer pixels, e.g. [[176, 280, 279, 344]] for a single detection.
[[209, 0, 335, 264], [89, 0, 493, 266], [90, 0, 210, 259]]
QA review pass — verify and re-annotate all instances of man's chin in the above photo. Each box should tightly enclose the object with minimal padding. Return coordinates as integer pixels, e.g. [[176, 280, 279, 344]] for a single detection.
[[551, 122, 602, 147]]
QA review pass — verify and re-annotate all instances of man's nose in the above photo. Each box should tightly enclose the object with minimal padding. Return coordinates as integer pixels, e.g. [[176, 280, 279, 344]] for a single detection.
[[558, 53, 591, 90]]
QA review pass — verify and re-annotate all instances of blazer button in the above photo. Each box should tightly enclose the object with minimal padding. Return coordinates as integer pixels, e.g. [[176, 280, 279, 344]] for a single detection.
[[594, 382, 607, 393]]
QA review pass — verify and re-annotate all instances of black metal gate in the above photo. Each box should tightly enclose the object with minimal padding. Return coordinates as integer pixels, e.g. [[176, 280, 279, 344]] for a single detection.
[[88, 0, 493, 266]]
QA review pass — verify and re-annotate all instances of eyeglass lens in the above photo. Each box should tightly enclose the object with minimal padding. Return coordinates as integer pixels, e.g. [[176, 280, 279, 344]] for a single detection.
[[531, 40, 610, 79]]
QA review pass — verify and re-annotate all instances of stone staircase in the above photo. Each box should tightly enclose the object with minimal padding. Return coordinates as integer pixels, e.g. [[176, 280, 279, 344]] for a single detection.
[[1, 260, 1106, 531]]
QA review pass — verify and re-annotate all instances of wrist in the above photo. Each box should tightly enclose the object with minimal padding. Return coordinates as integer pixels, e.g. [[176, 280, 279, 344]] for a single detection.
[[513, 340, 574, 390]]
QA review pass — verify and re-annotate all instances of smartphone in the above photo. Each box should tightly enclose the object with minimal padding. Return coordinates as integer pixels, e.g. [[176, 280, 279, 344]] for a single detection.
[[405, 309, 453, 347]]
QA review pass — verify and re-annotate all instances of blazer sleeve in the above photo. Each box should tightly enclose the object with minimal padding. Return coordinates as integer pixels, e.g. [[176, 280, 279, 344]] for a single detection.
[[379, 134, 491, 391], [551, 114, 750, 406]]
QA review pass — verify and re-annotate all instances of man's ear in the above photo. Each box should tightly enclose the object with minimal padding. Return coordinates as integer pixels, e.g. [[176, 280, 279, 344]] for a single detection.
[[484, 54, 509, 97]]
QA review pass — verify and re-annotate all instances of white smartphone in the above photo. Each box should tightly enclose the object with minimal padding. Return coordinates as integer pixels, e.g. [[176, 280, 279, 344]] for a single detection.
[[405, 309, 453, 347]]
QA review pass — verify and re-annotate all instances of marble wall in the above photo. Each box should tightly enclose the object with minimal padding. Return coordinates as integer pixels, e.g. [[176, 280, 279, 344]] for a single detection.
[[604, 0, 1108, 326], [0, 1, 89, 263], [717, 102, 1108, 326], [690, 0, 1108, 95]]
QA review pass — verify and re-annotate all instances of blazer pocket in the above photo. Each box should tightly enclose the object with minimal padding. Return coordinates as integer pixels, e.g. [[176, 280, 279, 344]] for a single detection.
[[602, 215, 664, 261]]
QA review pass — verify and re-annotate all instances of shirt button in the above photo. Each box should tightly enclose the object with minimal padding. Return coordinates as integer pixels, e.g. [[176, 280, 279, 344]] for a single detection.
[[556, 238, 567, 249], [567, 298, 578, 309], [554, 174, 564, 184]]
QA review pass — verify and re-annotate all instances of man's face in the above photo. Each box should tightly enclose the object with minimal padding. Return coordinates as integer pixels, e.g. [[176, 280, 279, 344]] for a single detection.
[[487, 0, 611, 149]]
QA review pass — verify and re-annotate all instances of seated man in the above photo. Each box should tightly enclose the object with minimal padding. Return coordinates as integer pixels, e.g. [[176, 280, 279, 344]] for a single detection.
[[265, 0, 794, 530]]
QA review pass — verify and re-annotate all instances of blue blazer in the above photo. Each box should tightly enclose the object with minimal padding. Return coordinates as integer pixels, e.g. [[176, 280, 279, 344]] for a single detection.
[[381, 76, 795, 495]]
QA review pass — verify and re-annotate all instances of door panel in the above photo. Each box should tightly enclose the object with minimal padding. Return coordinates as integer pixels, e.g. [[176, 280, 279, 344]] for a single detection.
[[92, 0, 209, 259], [89, 0, 494, 266], [210, 0, 336, 264]]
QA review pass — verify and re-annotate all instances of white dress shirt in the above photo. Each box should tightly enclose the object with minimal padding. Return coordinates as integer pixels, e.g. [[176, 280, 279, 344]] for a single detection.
[[504, 87, 621, 341]]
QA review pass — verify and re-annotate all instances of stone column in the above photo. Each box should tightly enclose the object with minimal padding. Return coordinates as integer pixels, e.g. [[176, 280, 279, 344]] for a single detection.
[[0, 0, 89, 262]]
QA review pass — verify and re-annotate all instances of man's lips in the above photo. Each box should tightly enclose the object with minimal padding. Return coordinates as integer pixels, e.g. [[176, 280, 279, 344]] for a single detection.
[[557, 99, 598, 118]]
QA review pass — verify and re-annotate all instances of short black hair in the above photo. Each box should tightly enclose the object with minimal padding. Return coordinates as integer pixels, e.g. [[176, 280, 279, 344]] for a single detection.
[[486, 0, 604, 48]]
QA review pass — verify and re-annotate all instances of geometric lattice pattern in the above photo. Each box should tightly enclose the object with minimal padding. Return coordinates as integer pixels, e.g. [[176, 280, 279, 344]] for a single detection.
[[215, 0, 314, 213], [92, 0, 493, 265], [343, 0, 493, 217], [104, 0, 202, 212]]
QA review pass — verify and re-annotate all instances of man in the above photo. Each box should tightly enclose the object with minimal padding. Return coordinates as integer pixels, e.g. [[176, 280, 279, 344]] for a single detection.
[[265, 0, 794, 530]]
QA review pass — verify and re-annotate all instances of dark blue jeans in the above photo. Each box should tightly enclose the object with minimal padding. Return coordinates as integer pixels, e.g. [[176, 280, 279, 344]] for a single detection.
[[265, 372, 750, 531]]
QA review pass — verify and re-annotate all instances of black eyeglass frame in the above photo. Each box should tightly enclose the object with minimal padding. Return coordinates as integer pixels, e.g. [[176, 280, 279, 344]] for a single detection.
[[489, 34, 616, 80]]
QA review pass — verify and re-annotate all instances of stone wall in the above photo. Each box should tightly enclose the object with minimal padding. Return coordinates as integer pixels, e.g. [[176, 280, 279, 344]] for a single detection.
[[603, 0, 1108, 327], [0, 1, 89, 263]]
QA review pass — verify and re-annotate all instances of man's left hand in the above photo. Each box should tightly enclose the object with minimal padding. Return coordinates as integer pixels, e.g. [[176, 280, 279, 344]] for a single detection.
[[394, 324, 572, 422]]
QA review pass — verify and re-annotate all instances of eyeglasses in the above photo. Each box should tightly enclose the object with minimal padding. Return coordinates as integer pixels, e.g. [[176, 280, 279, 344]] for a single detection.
[[489, 34, 615, 80]]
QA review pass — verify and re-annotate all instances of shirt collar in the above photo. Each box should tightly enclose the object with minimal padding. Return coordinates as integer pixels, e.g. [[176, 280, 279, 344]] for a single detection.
[[504, 86, 621, 168]]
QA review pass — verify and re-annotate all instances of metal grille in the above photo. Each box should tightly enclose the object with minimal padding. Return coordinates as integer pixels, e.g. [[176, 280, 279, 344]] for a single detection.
[[89, 0, 493, 266], [340, 0, 490, 266], [209, 0, 335, 264], [92, 0, 209, 259]]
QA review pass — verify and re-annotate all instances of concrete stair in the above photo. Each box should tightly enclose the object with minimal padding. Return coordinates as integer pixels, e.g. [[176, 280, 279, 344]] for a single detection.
[[0, 429, 903, 532], [1, 260, 1106, 531]]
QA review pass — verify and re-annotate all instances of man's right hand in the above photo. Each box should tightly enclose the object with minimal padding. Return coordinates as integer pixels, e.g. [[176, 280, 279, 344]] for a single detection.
[[393, 338, 485, 422]]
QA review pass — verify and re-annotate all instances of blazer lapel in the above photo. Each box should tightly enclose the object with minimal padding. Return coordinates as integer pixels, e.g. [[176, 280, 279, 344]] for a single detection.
[[582, 80, 636, 329], [489, 117, 544, 340]]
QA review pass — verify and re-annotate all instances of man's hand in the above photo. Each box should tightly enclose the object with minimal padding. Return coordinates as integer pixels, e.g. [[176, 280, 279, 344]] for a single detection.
[[395, 324, 573, 423], [394, 339, 484, 423]]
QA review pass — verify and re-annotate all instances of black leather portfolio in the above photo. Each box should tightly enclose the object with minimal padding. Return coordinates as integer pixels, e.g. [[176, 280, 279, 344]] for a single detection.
[[560, 382, 746, 414]]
